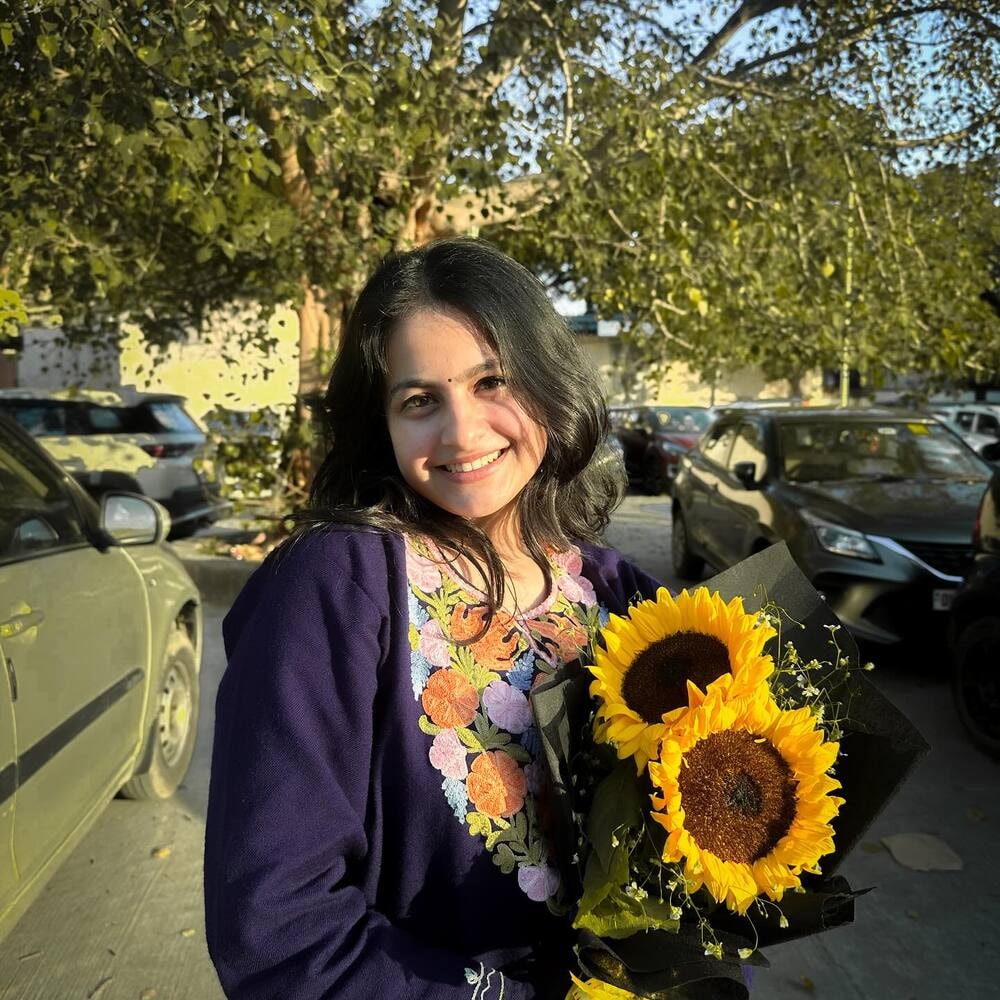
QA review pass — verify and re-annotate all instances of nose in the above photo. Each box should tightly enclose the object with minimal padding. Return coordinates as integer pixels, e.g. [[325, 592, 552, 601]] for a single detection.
[[438, 394, 486, 451]]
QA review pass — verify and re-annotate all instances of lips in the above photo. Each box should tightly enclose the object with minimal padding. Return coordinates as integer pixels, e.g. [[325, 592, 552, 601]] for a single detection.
[[440, 448, 507, 474]]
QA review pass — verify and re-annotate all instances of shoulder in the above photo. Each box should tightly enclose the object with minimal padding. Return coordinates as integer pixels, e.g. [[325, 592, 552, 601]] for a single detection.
[[223, 526, 405, 650], [574, 540, 664, 608], [263, 525, 405, 596]]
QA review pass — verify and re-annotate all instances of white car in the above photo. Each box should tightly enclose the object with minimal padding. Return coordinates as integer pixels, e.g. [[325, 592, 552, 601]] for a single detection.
[[0, 415, 202, 941], [0, 388, 228, 537]]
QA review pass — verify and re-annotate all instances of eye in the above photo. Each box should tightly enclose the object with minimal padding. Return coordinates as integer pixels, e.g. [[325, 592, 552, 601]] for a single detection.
[[401, 393, 434, 412], [477, 375, 507, 392]]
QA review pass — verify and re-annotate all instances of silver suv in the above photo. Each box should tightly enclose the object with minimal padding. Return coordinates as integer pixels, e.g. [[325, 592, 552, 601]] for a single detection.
[[0, 388, 228, 537]]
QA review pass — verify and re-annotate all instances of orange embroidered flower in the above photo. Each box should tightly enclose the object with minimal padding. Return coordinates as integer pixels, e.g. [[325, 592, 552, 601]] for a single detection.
[[467, 750, 527, 818], [450, 603, 519, 671], [531, 613, 589, 663], [421, 669, 479, 729]]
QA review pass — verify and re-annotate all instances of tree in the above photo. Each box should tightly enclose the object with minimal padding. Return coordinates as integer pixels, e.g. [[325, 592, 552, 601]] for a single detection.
[[2, 1, 998, 404]]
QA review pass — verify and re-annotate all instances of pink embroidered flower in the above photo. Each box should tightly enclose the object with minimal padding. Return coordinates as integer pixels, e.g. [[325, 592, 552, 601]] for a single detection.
[[551, 547, 583, 576], [419, 619, 451, 668], [555, 571, 596, 606], [428, 728, 469, 780], [407, 544, 443, 593], [517, 864, 561, 901], [481, 680, 532, 734]]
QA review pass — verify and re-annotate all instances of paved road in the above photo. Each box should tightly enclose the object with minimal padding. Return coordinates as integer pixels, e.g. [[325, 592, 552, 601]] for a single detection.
[[1, 495, 998, 999]]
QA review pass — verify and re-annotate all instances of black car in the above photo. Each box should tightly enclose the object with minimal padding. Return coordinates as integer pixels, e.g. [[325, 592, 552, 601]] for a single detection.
[[671, 408, 992, 646], [609, 405, 711, 494], [950, 445, 1000, 756]]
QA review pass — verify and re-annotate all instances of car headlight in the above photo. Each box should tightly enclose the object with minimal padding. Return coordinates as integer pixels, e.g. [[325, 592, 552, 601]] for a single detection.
[[800, 509, 880, 561]]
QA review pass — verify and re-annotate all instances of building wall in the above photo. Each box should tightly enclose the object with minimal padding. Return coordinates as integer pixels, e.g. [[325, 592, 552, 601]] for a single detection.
[[16, 305, 300, 422], [17, 328, 122, 389], [575, 335, 825, 406]]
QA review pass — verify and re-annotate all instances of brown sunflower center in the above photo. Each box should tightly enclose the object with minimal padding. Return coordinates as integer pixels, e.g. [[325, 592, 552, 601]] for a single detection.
[[677, 729, 797, 864], [621, 632, 731, 724]]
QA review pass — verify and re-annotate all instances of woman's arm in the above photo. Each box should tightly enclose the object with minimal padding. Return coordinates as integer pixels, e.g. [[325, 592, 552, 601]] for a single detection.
[[204, 536, 534, 999]]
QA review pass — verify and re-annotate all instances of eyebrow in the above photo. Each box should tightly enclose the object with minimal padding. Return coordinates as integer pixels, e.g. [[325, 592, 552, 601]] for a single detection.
[[388, 359, 500, 398]]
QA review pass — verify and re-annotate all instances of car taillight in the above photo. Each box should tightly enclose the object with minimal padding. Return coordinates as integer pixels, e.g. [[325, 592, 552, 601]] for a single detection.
[[141, 442, 195, 458]]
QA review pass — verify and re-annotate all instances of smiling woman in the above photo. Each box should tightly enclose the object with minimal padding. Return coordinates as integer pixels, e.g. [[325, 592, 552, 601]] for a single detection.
[[203, 239, 661, 1000]]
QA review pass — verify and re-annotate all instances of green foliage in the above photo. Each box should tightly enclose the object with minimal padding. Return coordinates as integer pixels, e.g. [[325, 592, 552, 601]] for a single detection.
[[1, 2, 998, 393]]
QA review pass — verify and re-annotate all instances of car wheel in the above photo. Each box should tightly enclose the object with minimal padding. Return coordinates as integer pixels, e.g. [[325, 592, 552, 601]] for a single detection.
[[671, 507, 704, 580], [120, 627, 200, 799], [952, 615, 1000, 759]]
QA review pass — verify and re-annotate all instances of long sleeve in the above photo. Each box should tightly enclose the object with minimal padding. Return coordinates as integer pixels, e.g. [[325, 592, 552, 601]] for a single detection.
[[203, 533, 534, 1000]]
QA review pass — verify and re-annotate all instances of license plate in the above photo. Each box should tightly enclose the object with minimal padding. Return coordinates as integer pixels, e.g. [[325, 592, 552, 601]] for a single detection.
[[932, 589, 955, 612]]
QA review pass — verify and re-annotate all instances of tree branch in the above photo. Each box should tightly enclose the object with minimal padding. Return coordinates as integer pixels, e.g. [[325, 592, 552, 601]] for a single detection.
[[691, 0, 795, 68]]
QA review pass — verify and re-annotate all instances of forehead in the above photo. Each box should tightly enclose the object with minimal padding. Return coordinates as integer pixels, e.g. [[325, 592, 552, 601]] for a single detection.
[[387, 308, 497, 377]]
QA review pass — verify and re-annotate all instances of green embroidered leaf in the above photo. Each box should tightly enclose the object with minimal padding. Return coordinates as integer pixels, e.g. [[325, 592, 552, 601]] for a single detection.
[[467, 812, 492, 837], [451, 644, 495, 692], [418, 715, 442, 737], [454, 725, 483, 750], [493, 843, 517, 875], [503, 743, 532, 764], [473, 714, 511, 749]]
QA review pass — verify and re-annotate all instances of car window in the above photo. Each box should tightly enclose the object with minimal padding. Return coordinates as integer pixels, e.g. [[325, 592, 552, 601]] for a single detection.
[[0, 434, 88, 563], [700, 423, 737, 467], [779, 420, 987, 481], [84, 404, 128, 432], [956, 412, 975, 430], [654, 408, 711, 432], [977, 413, 1000, 437], [147, 402, 199, 433], [0, 402, 67, 437], [728, 422, 768, 478]]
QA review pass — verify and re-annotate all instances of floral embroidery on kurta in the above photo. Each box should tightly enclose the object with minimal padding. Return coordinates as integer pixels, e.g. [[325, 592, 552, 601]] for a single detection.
[[405, 534, 605, 905]]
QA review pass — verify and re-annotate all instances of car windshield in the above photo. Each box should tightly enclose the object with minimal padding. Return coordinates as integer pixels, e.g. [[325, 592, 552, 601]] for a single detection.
[[652, 408, 710, 432], [778, 420, 989, 483]]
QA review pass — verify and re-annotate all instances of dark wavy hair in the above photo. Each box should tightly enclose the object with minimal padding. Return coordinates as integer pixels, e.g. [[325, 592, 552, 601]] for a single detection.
[[300, 237, 624, 619]]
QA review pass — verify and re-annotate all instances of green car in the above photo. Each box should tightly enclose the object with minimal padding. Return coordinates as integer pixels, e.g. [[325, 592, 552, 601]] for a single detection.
[[0, 416, 202, 942]]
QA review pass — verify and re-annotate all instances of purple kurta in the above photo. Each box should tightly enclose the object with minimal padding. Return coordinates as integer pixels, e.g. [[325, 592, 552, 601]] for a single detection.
[[204, 526, 661, 999]]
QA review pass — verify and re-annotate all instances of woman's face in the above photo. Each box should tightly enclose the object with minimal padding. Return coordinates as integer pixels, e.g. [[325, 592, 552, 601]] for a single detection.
[[385, 308, 547, 533]]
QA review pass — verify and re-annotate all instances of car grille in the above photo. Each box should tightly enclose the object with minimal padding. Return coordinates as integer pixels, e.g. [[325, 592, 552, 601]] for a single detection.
[[896, 540, 974, 578]]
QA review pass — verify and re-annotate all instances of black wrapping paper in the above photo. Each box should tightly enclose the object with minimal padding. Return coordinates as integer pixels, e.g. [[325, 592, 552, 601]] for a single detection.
[[529, 543, 929, 995]]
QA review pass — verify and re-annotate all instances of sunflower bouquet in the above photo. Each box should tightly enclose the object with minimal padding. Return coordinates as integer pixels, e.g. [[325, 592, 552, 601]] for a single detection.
[[528, 544, 927, 1000]]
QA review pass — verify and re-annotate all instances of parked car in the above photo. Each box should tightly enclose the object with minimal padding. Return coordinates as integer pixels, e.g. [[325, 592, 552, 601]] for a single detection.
[[932, 406, 1000, 465], [671, 408, 992, 646], [0, 388, 228, 537], [0, 415, 202, 942], [609, 404, 711, 494], [950, 449, 1000, 757], [933, 403, 1000, 440]]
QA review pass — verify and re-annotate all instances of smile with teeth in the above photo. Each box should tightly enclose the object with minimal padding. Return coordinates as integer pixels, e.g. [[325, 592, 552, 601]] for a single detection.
[[442, 448, 507, 473]]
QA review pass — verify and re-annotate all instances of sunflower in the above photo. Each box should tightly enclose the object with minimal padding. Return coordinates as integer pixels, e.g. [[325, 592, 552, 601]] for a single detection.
[[648, 687, 844, 915], [589, 588, 775, 771]]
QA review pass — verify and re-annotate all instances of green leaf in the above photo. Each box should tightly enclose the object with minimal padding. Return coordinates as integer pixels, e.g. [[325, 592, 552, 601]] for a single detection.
[[587, 762, 643, 873], [37, 34, 58, 59], [1, 24, 13, 49]]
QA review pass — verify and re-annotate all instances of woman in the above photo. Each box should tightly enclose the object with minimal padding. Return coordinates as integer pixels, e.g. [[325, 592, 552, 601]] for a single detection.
[[204, 239, 662, 998]]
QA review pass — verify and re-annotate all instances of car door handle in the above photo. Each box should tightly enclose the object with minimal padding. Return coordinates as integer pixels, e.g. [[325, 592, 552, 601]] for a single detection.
[[0, 608, 45, 639]]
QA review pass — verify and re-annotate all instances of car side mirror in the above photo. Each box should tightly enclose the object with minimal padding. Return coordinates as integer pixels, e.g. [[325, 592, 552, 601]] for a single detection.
[[982, 441, 1000, 465], [100, 492, 170, 545], [732, 461, 759, 488]]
